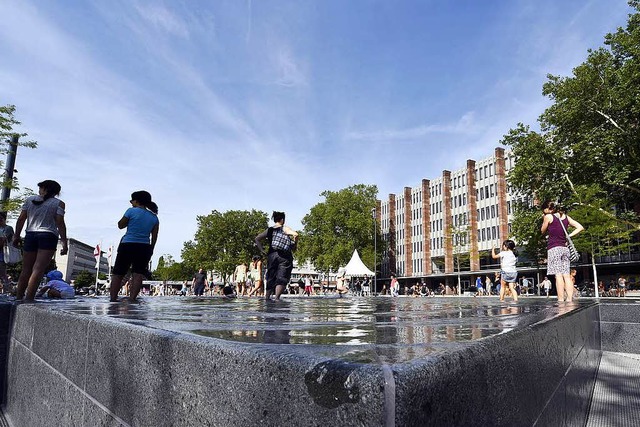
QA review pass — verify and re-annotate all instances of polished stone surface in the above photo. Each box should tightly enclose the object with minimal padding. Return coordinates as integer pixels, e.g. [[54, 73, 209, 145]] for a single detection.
[[11, 296, 596, 364], [0, 297, 606, 426]]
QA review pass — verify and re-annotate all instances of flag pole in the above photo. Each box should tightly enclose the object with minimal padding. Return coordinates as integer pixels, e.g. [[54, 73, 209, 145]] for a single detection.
[[107, 244, 113, 282], [94, 242, 102, 296]]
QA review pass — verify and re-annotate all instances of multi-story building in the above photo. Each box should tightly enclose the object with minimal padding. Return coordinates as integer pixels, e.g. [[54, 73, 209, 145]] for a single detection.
[[378, 147, 517, 287], [53, 238, 110, 282]]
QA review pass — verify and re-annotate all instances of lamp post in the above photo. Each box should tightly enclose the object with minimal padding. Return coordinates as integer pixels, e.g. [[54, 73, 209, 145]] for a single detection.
[[372, 207, 377, 296], [1, 135, 19, 209]]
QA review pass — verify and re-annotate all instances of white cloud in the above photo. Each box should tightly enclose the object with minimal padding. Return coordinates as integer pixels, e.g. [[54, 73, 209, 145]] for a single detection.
[[133, 3, 190, 38], [345, 112, 478, 142]]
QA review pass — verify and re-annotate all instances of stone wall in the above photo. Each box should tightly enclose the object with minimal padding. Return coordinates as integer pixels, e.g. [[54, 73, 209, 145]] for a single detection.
[[600, 301, 640, 353], [2, 304, 386, 427]]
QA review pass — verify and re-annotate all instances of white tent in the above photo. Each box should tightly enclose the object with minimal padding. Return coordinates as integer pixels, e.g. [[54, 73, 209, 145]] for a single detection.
[[342, 250, 375, 277]]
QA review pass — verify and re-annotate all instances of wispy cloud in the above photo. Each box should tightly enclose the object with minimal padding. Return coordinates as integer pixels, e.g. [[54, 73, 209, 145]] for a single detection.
[[134, 3, 189, 38], [345, 112, 477, 142], [273, 46, 307, 87], [0, 0, 632, 263]]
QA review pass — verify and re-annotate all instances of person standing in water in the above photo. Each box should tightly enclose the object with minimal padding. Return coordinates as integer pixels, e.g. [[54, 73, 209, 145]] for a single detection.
[[13, 180, 68, 301], [540, 201, 584, 302], [492, 240, 519, 303], [109, 191, 159, 302], [255, 211, 298, 300]]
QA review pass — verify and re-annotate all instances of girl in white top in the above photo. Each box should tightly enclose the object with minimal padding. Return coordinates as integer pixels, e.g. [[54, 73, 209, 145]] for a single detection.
[[13, 180, 68, 301], [491, 239, 519, 302]]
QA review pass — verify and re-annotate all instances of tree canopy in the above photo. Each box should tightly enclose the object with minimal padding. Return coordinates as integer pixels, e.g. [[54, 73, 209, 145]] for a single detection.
[[0, 104, 38, 214], [154, 254, 192, 281], [502, 1, 640, 257], [297, 184, 384, 272], [181, 209, 268, 281]]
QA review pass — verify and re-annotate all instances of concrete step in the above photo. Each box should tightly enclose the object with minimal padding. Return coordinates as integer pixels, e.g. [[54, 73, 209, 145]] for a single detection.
[[587, 351, 640, 427]]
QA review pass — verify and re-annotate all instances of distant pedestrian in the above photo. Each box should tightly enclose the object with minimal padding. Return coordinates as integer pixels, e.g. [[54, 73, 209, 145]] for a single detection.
[[303, 275, 313, 296], [233, 262, 248, 296], [570, 269, 579, 299], [618, 276, 627, 297], [390, 274, 399, 297], [475, 276, 484, 296], [541, 276, 552, 298], [492, 240, 519, 302], [336, 268, 349, 296], [192, 268, 208, 296], [0, 213, 15, 290], [180, 280, 188, 296], [13, 180, 68, 301], [109, 191, 159, 302], [247, 255, 264, 297], [540, 201, 584, 302], [485, 276, 492, 296], [255, 211, 298, 300]]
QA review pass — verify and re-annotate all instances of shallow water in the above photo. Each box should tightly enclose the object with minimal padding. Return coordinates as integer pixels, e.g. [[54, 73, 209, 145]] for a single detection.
[[15, 295, 591, 363]]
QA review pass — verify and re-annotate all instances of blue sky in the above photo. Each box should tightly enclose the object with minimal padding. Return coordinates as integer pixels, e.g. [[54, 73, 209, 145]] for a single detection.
[[0, 0, 633, 265]]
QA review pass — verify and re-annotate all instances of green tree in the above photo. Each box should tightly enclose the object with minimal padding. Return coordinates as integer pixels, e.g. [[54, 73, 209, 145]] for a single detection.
[[181, 210, 268, 282], [447, 222, 470, 294], [502, 2, 640, 261], [297, 184, 385, 272], [0, 104, 38, 214], [74, 270, 94, 288], [154, 254, 192, 281]]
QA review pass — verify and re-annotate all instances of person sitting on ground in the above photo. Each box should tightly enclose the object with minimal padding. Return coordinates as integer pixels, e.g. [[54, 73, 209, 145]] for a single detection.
[[336, 268, 349, 296], [36, 270, 75, 299]]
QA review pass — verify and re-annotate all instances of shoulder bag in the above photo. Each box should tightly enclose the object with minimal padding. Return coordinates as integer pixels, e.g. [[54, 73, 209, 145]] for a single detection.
[[3, 243, 21, 264], [557, 215, 580, 262]]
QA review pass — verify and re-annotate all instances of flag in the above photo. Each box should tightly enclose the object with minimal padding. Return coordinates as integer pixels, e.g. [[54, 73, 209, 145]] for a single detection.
[[94, 244, 101, 268], [107, 245, 113, 262]]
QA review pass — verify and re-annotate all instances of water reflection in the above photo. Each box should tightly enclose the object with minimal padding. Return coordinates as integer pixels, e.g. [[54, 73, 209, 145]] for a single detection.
[[20, 296, 591, 363]]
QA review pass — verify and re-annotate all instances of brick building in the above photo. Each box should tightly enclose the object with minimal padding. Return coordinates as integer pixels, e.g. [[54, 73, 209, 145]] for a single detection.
[[378, 147, 518, 289]]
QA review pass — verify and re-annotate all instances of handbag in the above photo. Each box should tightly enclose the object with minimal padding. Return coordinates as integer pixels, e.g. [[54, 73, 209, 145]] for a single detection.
[[557, 214, 580, 262], [3, 243, 22, 264]]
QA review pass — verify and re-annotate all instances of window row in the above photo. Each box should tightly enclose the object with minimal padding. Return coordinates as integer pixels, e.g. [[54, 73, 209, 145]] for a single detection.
[[477, 205, 499, 222], [476, 163, 495, 181]]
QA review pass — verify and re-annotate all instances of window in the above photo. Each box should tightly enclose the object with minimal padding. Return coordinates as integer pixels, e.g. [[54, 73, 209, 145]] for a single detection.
[[491, 205, 496, 218], [481, 229, 486, 241]]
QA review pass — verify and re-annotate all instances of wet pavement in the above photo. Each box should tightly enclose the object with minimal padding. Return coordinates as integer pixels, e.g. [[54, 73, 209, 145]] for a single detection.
[[4, 295, 594, 364]]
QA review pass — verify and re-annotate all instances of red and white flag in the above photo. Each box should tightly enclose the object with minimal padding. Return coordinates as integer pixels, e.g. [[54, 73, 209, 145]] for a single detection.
[[94, 244, 101, 268], [107, 245, 113, 262]]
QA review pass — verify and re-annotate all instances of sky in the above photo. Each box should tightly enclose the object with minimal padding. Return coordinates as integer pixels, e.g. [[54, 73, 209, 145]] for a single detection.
[[0, 0, 633, 265]]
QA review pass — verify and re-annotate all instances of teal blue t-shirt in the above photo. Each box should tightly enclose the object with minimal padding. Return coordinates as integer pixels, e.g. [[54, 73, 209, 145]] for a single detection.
[[121, 207, 159, 244]]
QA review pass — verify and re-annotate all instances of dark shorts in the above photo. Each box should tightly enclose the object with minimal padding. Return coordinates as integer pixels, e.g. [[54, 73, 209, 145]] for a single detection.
[[266, 250, 293, 291], [194, 284, 205, 296], [112, 242, 153, 275], [23, 232, 58, 252]]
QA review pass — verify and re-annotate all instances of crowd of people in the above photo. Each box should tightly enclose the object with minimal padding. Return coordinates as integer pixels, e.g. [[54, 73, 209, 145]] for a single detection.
[[3, 182, 635, 303]]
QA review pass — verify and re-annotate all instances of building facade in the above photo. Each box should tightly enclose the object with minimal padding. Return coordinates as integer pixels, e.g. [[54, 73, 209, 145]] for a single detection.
[[379, 147, 517, 282], [53, 238, 110, 282]]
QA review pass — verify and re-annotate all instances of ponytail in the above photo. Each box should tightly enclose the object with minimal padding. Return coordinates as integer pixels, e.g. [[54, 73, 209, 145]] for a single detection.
[[33, 180, 62, 205]]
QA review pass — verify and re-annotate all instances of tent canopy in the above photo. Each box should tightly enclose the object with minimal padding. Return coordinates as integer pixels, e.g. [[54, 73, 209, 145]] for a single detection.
[[342, 250, 375, 277]]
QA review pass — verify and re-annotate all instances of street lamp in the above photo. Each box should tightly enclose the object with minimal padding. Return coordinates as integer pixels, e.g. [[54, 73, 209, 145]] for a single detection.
[[372, 207, 377, 296]]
